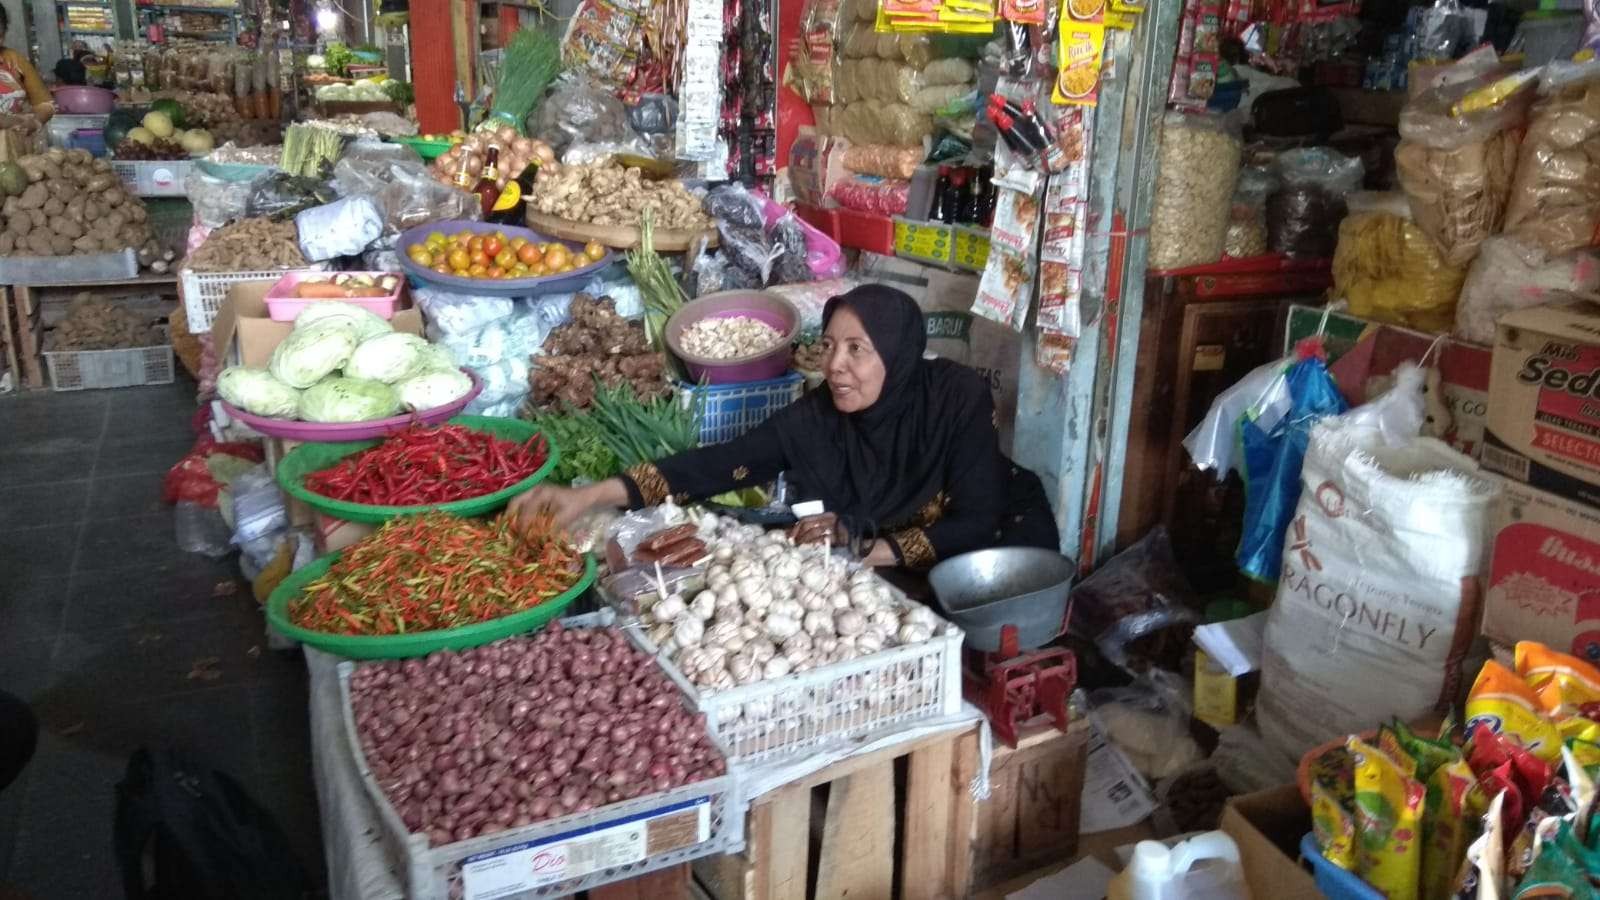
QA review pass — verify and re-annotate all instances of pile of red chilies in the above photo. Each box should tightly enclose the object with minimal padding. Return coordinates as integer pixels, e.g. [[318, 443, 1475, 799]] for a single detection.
[[306, 424, 549, 506]]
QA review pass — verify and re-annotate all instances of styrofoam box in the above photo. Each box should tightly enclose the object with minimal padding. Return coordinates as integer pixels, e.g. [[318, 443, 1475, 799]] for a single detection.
[[111, 160, 195, 197], [44, 344, 175, 391], [337, 614, 745, 899], [625, 598, 965, 764]]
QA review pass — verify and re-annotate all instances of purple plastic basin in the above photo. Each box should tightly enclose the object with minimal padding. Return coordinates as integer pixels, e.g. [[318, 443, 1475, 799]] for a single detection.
[[396, 220, 613, 298], [220, 370, 483, 442], [52, 86, 114, 114], [665, 291, 799, 385]]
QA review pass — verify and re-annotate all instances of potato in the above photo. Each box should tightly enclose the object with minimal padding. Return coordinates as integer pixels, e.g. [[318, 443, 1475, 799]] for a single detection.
[[101, 188, 124, 208], [90, 159, 110, 174], [9, 212, 30, 237], [28, 208, 44, 228], [84, 175, 115, 193], [45, 180, 69, 200], [42, 196, 63, 218], [71, 234, 99, 252], [67, 148, 91, 166], [64, 197, 84, 222], [126, 205, 147, 224], [82, 200, 102, 222], [16, 182, 45, 210], [2, 196, 17, 218], [26, 230, 53, 255], [49, 235, 72, 255], [52, 217, 82, 239]]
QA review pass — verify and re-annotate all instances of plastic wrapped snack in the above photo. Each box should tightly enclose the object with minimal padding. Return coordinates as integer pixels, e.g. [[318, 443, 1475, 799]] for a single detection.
[[1333, 211, 1467, 333], [841, 101, 932, 146], [842, 143, 922, 179], [1148, 112, 1242, 271], [1454, 235, 1600, 344], [829, 174, 910, 215], [1265, 147, 1364, 258], [911, 84, 971, 114], [1395, 74, 1533, 266], [1502, 70, 1600, 264]]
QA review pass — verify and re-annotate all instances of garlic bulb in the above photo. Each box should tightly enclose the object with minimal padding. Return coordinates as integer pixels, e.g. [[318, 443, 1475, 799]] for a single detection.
[[768, 579, 797, 601], [700, 644, 729, 669], [849, 568, 875, 587], [744, 588, 774, 611], [870, 609, 899, 635], [647, 622, 673, 647], [803, 609, 834, 636], [673, 614, 705, 647], [830, 591, 852, 611], [903, 605, 939, 629], [848, 586, 877, 610], [736, 575, 767, 599], [813, 635, 839, 658], [697, 666, 735, 690], [689, 592, 716, 621], [728, 652, 758, 684], [769, 555, 802, 581], [706, 570, 733, 591], [765, 614, 802, 641], [783, 629, 814, 653], [712, 544, 735, 562], [748, 638, 777, 664], [770, 599, 805, 621], [713, 608, 742, 630], [764, 656, 793, 679], [722, 630, 748, 653], [705, 620, 741, 648], [799, 588, 829, 612], [679, 647, 713, 675], [790, 653, 816, 673], [873, 585, 892, 604], [829, 640, 857, 663], [799, 568, 829, 592], [731, 559, 763, 582], [834, 609, 866, 636], [653, 593, 687, 622], [856, 631, 885, 654], [739, 623, 763, 642], [758, 543, 784, 562], [707, 563, 729, 580], [716, 584, 742, 610]]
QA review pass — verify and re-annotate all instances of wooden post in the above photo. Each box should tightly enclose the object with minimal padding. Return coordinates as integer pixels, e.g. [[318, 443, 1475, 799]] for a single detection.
[[813, 762, 894, 900]]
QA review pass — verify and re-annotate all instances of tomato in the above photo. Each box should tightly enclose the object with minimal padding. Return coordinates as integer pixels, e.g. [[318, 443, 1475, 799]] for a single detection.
[[426, 231, 447, 246], [409, 248, 434, 267], [516, 244, 541, 265], [486, 265, 504, 279], [447, 248, 470, 271], [432, 263, 452, 275], [544, 245, 570, 270], [483, 237, 503, 257], [470, 250, 490, 269], [530, 262, 547, 276], [467, 263, 488, 277], [494, 249, 516, 269], [467, 235, 485, 253], [583, 240, 605, 261], [510, 237, 528, 250], [452, 231, 472, 245]]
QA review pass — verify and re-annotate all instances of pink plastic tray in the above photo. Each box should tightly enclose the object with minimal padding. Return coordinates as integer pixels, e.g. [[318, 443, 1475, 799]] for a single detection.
[[265, 272, 406, 322], [220, 370, 483, 442]]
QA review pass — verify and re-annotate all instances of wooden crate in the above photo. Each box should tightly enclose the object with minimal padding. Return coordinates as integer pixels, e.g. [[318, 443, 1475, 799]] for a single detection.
[[1, 274, 180, 391], [969, 720, 1090, 890], [0, 285, 44, 389], [695, 726, 984, 900]]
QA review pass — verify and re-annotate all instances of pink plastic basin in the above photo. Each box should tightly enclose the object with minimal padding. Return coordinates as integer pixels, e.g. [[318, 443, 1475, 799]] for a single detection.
[[52, 86, 115, 114], [665, 291, 799, 384], [220, 370, 483, 442], [265, 272, 406, 322]]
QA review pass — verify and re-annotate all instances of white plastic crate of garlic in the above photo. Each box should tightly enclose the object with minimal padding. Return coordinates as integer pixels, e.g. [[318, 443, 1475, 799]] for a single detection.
[[637, 517, 943, 691]]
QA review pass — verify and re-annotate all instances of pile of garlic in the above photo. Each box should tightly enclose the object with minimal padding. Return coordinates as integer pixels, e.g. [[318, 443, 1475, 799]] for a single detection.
[[637, 524, 941, 692]]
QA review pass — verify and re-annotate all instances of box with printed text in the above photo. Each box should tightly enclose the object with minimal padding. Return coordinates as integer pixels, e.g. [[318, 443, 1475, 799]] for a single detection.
[[1481, 479, 1600, 662]]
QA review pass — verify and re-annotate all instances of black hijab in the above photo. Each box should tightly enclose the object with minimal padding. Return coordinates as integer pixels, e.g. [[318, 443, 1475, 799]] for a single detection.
[[772, 284, 993, 532]]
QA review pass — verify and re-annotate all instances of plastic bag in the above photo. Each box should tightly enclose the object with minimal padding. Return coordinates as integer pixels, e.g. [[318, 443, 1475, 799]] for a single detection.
[[1148, 111, 1242, 270], [829, 174, 911, 214], [1454, 236, 1600, 345], [1265, 147, 1363, 258], [175, 501, 233, 558], [246, 172, 337, 220], [162, 436, 265, 508], [1089, 683, 1204, 780], [414, 286, 515, 338], [1396, 72, 1534, 266], [627, 94, 677, 134], [1340, 361, 1428, 449], [1067, 527, 1201, 673], [1185, 353, 1292, 478], [1502, 70, 1600, 263], [1237, 343, 1349, 582], [1416, 0, 1476, 61], [533, 78, 641, 153], [1333, 210, 1467, 332], [1224, 167, 1275, 258], [842, 143, 922, 179], [228, 465, 286, 547], [184, 167, 250, 229], [295, 196, 383, 261]]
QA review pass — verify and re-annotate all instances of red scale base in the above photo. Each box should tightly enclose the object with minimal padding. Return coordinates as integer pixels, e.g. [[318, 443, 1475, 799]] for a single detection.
[[961, 624, 1077, 748]]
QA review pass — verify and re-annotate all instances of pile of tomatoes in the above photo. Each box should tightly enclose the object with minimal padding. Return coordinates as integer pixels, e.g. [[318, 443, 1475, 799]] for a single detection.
[[406, 230, 606, 281]]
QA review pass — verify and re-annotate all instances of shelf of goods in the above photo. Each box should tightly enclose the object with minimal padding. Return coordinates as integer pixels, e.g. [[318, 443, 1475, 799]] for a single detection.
[[330, 614, 745, 899]]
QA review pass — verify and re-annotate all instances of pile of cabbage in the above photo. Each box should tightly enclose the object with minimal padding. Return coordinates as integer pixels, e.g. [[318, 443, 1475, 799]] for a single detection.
[[217, 302, 474, 423]]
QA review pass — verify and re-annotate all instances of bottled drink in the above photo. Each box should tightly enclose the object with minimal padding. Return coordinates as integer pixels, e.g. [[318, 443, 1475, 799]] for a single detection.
[[472, 145, 503, 218]]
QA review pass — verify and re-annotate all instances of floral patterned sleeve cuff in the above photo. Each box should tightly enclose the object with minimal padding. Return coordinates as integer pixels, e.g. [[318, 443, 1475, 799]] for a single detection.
[[622, 462, 672, 508], [887, 527, 937, 570]]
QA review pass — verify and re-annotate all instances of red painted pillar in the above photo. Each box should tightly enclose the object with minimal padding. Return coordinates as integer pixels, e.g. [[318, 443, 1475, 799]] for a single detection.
[[411, 0, 464, 133]]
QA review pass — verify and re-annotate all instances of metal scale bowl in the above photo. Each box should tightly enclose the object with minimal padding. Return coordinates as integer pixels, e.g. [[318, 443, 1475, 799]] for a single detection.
[[928, 547, 1079, 747]]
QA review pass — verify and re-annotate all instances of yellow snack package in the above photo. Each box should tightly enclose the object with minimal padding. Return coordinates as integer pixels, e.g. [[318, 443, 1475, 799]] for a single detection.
[[1568, 737, 1600, 777], [1423, 759, 1484, 900], [1557, 714, 1600, 745], [1514, 641, 1600, 716], [1465, 660, 1562, 761], [1349, 736, 1426, 900], [1313, 780, 1359, 870]]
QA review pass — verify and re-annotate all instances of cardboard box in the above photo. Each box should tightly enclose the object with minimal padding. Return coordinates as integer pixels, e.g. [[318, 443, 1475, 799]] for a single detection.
[[1218, 786, 1319, 899], [1480, 479, 1600, 659], [1193, 650, 1240, 727], [210, 281, 425, 367], [1482, 303, 1600, 511], [314, 512, 376, 554]]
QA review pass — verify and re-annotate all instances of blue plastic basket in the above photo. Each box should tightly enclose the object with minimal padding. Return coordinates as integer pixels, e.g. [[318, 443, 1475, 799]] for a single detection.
[[1299, 834, 1385, 900], [67, 128, 107, 157], [682, 372, 806, 445]]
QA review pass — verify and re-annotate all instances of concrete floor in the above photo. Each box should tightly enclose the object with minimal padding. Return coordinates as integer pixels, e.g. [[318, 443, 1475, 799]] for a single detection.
[[0, 381, 325, 897]]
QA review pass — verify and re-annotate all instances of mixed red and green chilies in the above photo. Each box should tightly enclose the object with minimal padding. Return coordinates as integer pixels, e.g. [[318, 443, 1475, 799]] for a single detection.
[[305, 423, 549, 507], [288, 511, 583, 636]]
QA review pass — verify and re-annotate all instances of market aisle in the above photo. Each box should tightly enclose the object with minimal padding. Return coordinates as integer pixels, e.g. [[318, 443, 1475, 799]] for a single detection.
[[0, 383, 326, 897]]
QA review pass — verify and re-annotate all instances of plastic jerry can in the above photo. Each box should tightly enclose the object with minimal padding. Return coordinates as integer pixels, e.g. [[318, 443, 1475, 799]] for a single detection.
[[1107, 831, 1251, 900]]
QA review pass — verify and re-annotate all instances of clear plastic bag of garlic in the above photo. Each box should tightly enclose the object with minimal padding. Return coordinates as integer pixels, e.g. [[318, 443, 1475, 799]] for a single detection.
[[634, 517, 943, 692]]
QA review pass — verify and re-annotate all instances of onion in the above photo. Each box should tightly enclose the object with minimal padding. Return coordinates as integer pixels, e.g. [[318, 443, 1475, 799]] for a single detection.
[[496, 125, 517, 144], [532, 142, 556, 165], [513, 137, 534, 156]]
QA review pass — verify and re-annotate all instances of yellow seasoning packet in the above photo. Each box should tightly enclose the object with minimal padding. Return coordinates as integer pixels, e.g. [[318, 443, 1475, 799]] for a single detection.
[[1568, 737, 1600, 778], [1423, 759, 1484, 900], [1557, 714, 1600, 745], [1466, 660, 1563, 761], [1349, 736, 1426, 900], [1514, 640, 1600, 717]]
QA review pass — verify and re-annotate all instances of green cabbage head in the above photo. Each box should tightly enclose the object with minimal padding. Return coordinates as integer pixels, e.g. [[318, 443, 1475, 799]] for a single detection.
[[293, 301, 393, 341], [269, 321, 359, 389], [217, 366, 300, 418], [412, 343, 459, 374], [297, 376, 401, 423], [345, 332, 431, 384], [395, 368, 473, 411]]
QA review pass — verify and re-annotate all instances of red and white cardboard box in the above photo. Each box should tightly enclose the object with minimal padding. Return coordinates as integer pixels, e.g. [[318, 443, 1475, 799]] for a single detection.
[[1481, 479, 1600, 661], [1482, 302, 1600, 511]]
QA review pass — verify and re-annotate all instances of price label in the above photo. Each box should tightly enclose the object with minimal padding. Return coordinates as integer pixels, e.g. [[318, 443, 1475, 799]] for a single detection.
[[952, 227, 991, 271], [893, 219, 953, 264]]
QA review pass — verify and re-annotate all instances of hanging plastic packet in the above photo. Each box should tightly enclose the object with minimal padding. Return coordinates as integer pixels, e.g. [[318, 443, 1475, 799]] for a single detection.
[[1469, 725, 1557, 811], [1512, 819, 1600, 899], [1424, 759, 1486, 900], [1001, 19, 1033, 74], [1467, 660, 1563, 761], [1313, 779, 1359, 870], [1515, 641, 1600, 717], [1506, 774, 1578, 882], [1453, 790, 1507, 900], [1569, 738, 1600, 779], [1395, 719, 1462, 783], [1349, 736, 1426, 900]]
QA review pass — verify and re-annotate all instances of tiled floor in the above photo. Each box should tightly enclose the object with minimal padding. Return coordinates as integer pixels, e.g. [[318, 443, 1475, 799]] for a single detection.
[[0, 381, 325, 897]]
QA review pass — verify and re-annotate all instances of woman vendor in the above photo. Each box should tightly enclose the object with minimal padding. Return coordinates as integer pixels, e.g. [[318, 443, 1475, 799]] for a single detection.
[[511, 284, 1058, 570], [0, 9, 53, 127]]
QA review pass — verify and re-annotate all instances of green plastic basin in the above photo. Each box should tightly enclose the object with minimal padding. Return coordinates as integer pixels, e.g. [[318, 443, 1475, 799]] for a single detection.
[[265, 550, 597, 659], [389, 135, 455, 161], [275, 415, 559, 525]]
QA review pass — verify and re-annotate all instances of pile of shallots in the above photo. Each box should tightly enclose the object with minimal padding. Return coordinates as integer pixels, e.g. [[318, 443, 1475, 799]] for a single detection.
[[348, 623, 725, 848]]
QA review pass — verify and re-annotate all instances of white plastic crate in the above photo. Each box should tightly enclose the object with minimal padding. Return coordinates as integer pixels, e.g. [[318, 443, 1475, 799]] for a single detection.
[[679, 372, 805, 446], [623, 614, 965, 764], [336, 616, 744, 900], [111, 160, 195, 197], [180, 267, 324, 333], [43, 344, 175, 391]]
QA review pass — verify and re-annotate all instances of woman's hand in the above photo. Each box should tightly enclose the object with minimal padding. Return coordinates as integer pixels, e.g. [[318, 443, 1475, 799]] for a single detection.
[[788, 513, 846, 547], [509, 479, 628, 531]]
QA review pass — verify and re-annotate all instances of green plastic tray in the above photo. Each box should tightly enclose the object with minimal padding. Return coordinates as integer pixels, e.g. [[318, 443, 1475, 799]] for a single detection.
[[389, 135, 455, 161], [266, 550, 597, 659], [275, 415, 559, 525], [195, 158, 273, 182]]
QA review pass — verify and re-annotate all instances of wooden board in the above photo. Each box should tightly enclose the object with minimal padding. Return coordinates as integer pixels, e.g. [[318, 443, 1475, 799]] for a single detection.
[[813, 762, 894, 900], [970, 722, 1090, 890], [525, 210, 719, 252]]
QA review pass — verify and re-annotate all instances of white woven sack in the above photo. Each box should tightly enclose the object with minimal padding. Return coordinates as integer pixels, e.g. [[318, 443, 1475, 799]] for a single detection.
[[1257, 417, 1499, 759]]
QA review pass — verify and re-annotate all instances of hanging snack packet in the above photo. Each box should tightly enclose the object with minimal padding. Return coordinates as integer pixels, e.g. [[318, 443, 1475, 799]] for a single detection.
[[1424, 759, 1486, 900], [1477, 759, 1528, 838], [1561, 715, 1600, 747], [1397, 719, 1462, 783], [1507, 776, 1578, 882], [1515, 641, 1600, 718], [1470, 725, 1557, 809], [1468, 660, 1563, 761], [1350, 736, 1426, 900], [1569, 739, 1600, 780], [1454, 790, 1508, 900], [1314, 779, 1359, 870], [1512, 820, 1600, 900]]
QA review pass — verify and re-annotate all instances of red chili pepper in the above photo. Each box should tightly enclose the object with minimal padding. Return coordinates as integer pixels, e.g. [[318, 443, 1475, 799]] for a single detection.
[[304, 424, 550, 507]]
